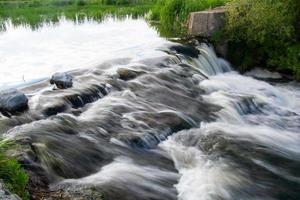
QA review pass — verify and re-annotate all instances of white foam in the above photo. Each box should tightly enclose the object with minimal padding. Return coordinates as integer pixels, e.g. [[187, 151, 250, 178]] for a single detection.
[[161, 69, 300, 199]]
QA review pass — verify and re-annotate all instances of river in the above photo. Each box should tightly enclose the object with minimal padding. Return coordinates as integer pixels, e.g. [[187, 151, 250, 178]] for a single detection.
[[1, 16, 300, 200]]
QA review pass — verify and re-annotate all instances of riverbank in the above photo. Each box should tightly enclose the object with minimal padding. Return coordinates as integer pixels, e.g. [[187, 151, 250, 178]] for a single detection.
[[0, 0, 154, 30], [1, 0, 299, 79], [148, 0, 300, 80], [1, 23, 300, 199], [0, 139, 29, 200], [0, 1, 299, 199]]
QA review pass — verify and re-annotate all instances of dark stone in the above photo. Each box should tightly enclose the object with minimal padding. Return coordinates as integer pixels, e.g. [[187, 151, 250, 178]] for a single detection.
[[0, 89, 28, 115], [215, 41, 228, 59], [169, 45, 200, 58], [117, 68, 144, 81], [50, 72, 73, 89]]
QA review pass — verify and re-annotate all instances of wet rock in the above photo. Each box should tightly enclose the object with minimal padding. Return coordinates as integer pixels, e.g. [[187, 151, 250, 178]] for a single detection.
[[50, 73, 73, 89], [245, 68, 282, 81], [169, 45, 200, 58], [0, 181, 21, 200], [38, 187, 104, 200], [117, 68, 144, 81], [215, 41, 228, 58], [0, 89, 28, 115]]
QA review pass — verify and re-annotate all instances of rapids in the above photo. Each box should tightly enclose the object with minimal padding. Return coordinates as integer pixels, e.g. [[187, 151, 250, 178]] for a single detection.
[[0, 17, 300, 200]]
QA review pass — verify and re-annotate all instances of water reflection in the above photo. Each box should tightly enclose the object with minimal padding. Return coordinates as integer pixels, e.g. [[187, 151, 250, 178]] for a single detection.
[[0, 13, 145, 32], [0, 16, 167, 89], [0, 3, 148, 32]]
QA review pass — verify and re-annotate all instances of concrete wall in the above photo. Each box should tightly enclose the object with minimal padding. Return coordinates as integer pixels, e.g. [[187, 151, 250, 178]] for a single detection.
[[188, 7, 226, 37]]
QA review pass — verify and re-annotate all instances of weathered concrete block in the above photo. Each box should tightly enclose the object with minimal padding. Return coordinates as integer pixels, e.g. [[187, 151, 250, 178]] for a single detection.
[[188, 7, 226, 37]]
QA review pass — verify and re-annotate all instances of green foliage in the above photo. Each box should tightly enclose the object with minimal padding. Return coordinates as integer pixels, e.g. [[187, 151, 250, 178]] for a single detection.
[[76, 0, 87, 6], [225, 0, 300, 79], [0, 139, 29, 200], [149, 0, 227, 37], [0, 0, 153, 31]]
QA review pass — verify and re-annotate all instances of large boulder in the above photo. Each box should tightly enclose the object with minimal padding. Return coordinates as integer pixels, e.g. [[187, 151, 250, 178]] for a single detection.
[[188, 7, 226, 37], [0, 89, 28, 114], [50, 72, 73, 89]]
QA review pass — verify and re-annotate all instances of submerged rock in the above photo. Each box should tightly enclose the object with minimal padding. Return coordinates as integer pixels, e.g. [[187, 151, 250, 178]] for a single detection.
[[50, 72, 73, 89], [0, 89, 28, 115], [0, 181, 21, 200], [245, 68, 283, 81], [117, 68, 144, 81]]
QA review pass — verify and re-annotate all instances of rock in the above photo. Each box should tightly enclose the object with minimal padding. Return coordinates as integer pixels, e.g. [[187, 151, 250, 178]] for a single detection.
[[50, 72, 73, 89], [188, 7, 226, 37], [215, 41, 228, 58], [245, 68, 283, 80], [0, 181, 21, 200], [117, 68, 144, 81], [0, 89, 28, 114], [169, 45, 200, 58]]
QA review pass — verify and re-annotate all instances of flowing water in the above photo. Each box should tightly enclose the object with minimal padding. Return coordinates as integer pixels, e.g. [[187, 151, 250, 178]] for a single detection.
[[1, 17, 300, 200]]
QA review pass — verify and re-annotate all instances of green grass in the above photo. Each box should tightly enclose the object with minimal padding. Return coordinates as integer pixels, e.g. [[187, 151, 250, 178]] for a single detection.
[[1, 0, 299, 78], [148, 0, 227, 37], [0, 0, 225, 35], [149, 0, 300, 79], [0, 0, 155, 31], [0, 139, 29, 200]]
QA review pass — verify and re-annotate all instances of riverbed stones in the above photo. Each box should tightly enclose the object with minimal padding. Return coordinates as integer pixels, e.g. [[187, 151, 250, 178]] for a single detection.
[[0, 89, 28, 114], [50, 72, 73, 89], [0, 181, 21, 200], [188, 7, 226, 37]]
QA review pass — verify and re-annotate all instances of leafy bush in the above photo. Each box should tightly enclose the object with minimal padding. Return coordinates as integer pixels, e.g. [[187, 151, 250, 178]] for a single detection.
[[225, 0, 300, 78], [0, 140, 29, 200]]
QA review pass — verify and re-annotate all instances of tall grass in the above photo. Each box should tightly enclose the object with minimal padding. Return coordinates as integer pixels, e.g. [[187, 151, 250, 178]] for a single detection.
[[0, 139, 29, 199], [0, 0, 154, 31], [149, 0, 226, 37]]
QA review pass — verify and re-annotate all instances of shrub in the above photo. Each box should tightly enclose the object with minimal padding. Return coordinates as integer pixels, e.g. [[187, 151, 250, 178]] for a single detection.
[[225, 0, 300, 78]]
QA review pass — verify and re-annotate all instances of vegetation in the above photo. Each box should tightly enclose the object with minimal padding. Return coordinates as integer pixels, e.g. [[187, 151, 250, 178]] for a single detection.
[[224, 0, 300, 79], [0, 0, 155, 31], [149, 0, 227, 37], [149, 0, 300, 79], [0, 0, 299, 77], [0, 139, 29, 200]]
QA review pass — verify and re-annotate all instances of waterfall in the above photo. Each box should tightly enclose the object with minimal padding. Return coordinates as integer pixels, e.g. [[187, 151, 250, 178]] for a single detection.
[[1, 36, 299, 199]]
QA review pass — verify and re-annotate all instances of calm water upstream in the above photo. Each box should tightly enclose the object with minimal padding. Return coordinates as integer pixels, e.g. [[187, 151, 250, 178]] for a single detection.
[[0, 17, 165, 89], [1, 16, 300, 200]]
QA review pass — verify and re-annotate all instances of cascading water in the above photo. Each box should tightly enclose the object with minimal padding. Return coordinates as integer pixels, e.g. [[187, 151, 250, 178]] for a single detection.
[[1, 18, 299, 200]]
